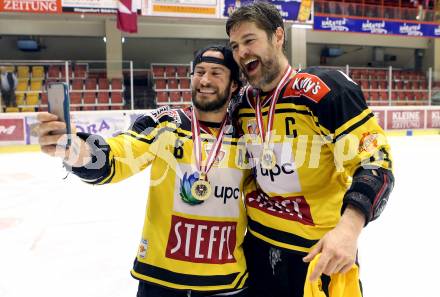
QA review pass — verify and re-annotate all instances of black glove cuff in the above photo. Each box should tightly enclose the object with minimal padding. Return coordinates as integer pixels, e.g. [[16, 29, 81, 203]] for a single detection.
[[63, 132, 111, 182], [341, 191, 371, 227]]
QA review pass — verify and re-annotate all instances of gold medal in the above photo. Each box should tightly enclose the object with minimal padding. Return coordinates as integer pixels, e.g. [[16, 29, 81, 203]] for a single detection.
[[191, 178, 212, 201], [261, 147, 276, 170]]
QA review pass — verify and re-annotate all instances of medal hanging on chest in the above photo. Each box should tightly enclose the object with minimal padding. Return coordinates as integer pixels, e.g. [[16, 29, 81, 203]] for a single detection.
[[189, 107, 228, 202], [255, 66, 293, 170]]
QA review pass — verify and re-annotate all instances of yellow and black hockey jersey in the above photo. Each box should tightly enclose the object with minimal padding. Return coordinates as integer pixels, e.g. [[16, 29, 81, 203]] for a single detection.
[[237, 67, 393, 254], [71, 106, 250, 292]]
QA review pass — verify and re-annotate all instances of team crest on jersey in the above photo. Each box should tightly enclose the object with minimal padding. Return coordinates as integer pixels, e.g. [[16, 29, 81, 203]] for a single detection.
[[247, 119, 259, 135], [288, 73, 331, 103], [179, 172, 205, 205], [150, 106, 182, 125], [359, 132, 379, 153]]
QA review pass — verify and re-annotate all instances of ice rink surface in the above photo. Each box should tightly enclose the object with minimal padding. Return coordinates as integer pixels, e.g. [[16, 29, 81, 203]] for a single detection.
[[1, 135, 439, 297]]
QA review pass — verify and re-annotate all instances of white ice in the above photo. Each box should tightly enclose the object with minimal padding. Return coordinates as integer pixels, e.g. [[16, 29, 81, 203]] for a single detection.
[[0, 135, 439, 297]]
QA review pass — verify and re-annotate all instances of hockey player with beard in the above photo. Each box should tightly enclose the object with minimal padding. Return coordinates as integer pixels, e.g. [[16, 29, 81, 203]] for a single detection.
[[36, 46, 251, 297], [227, 2, 394, 297]]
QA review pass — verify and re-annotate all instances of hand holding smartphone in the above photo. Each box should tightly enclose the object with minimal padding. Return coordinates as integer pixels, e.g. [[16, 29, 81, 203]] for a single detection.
[[47, 82, 72, 147]]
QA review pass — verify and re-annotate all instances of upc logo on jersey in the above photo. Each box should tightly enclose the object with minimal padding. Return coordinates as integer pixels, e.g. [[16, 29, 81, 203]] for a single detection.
[[260, 162, 295, 182], [166, 215, 237, 264], [246, 190, 314, 225], [214, 186, 239, 204], [289, 73, 331, 103]]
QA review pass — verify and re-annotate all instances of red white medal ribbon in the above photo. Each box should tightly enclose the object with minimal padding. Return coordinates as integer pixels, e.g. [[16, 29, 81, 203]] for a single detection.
[[191, 107, 228, 180], [255, 65, 293, 145]]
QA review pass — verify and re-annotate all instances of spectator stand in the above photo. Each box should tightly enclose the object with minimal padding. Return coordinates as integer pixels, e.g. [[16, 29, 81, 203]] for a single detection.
[[0, 60, 132, 112], [314, 0, 437, 22], [151, 63, 192, 109], [317, 65, 434, 106]]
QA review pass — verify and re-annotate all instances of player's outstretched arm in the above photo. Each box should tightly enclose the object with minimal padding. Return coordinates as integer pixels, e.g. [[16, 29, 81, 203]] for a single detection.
[[37, 112, 92, 167]]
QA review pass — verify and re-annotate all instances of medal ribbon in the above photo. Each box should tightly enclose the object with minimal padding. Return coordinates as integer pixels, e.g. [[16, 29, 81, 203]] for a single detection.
[[191, 107, 228, 180], [255, 65, 293, 145]]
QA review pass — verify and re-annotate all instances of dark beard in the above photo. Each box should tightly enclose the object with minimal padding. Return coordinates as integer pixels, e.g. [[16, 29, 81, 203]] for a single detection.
[[244, 57, 281, 90], [192, 81, 231, 112]]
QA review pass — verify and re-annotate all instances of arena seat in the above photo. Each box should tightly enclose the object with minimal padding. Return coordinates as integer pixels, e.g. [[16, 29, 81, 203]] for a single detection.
[[17, 66, 29, 79], [169, 91, 181, 102], [154, 79, 167, 90], [97, 92, 110, 104], [69, 92, 82, 105], [26, 94, 39, 106], [71, 79, 84, 90], [16, 94, 25, 106], [83, 92, 96, 104], [74, 65, 87, 79], [176, 66, 189, 77], [167, 79, 179, 89], [60, 66, 73, 79], [41, 92, 48, 105], [165, 66, 176, 78], [47, 66, 60, 79], [21, 107, 35, 112], [85, 78, 97, 90], [182, 90, 192, 101], [110, 79, 123, 90], [179, 78, 190, 89], [111, 92, 123, 104], [156, 91, 169, 102], [32, 66, 45, 79], [379, 81, 388, 89], [98, 78, 110, 90], [152, 65, 165, 77]]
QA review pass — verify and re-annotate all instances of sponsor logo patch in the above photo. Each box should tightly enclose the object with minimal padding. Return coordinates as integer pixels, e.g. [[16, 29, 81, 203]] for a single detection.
[[287, 73, 331, 103], [150, 106, 182, 125], [246, 190, 314, 225], [166, 215, 237, 264]]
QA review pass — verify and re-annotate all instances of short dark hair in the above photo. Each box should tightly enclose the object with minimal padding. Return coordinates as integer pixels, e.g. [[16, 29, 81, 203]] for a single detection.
[[226, 1, 285, 47]]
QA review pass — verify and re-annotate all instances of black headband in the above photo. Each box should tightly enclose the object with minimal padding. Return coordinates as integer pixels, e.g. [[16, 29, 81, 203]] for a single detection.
[[191, 45, 241, 86], [195, 56, 229, 68]]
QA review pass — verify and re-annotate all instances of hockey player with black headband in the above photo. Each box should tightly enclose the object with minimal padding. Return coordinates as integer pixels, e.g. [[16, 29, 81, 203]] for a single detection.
[[227, 2, 394, 297], [36, 45, 251, 297]]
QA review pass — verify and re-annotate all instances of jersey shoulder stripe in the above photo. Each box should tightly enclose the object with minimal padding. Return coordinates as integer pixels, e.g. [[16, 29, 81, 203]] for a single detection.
[[130, 106, 185, 136]]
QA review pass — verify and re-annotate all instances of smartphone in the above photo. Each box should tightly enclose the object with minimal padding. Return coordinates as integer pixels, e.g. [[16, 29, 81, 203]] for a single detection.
[[47, 82, 72, 147]]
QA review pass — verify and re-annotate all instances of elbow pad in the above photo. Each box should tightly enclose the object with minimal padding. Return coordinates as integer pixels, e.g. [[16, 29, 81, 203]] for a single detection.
[[342, 167, 394, 226]]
